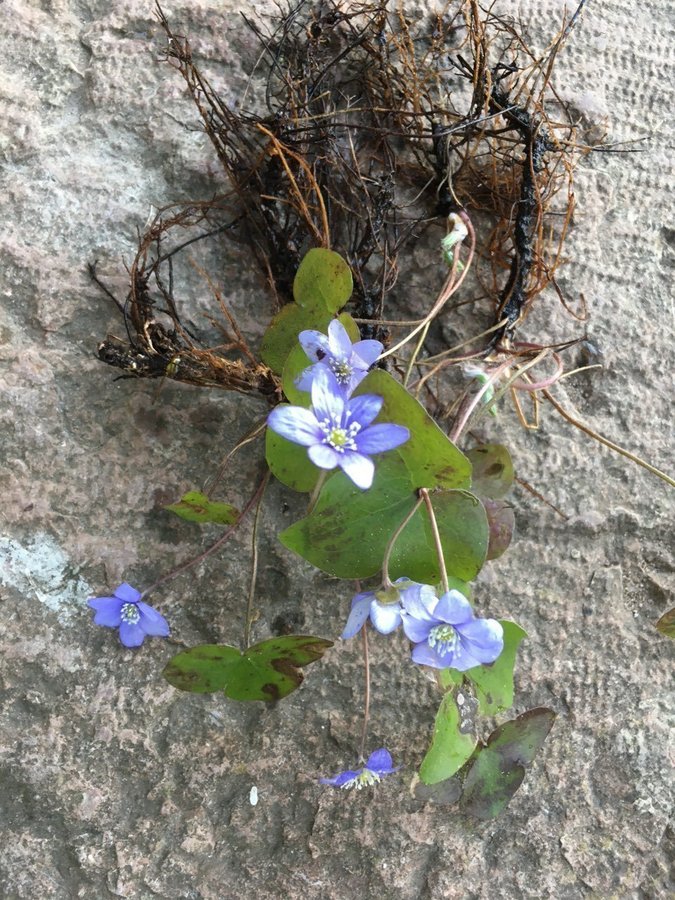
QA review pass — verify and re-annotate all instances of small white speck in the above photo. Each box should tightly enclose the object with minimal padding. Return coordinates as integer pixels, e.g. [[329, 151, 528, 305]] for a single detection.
[[249, 786, 258, 806]]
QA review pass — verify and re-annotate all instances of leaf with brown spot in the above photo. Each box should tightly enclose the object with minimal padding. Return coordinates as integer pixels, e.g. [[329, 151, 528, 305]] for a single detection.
[[163, 636, 333, 701]]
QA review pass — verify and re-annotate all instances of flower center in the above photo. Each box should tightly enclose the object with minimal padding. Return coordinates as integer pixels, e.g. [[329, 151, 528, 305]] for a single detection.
[[428, 624, 458, 656], [319, 417, 360, 453], [120, 602, 141, 625], [329, 356, 353, 385], [343, 769, 381, 790]]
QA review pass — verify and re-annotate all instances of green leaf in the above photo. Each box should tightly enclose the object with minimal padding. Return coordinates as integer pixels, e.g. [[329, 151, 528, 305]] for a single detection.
[[279, 453, 488, 581], [165, 491, 239, 525], [655, 607, 675, 639], [467, 444, 514, 498], [260, 251, 353, 374], [413, 775, 463, 806], [293, 248, 353, 312], [466, 620, 527, 715], [419, 693, 477, 784], [260, 303, 332, 374], [265, 427, 320, 493], [163, 635, 333, 701], [354, 370, 472, 490], [483, 498, 515, 560], [460, 708, 556, 819], [461, 751, 525, 818], [438, 667, 464, 691], [390, 488, 489, 583]]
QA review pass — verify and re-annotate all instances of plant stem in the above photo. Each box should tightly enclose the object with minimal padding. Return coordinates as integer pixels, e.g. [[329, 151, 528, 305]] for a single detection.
[[358, 624, 371, 764], [140, 470, 270, 600], [306, 470, 327, 513], [378, 211, 476, 361], [420, 488, 449, 593], [381, 495, 424, 587], [244, 469, 269, 648], [544, 389, 675, 488]]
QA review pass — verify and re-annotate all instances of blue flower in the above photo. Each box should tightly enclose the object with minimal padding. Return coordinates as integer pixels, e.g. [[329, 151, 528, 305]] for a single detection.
[[296, 319, 383, 395], [320, 748, 399, 789], [88, 583, 170, 648], [267, 368, 409, 489], [341, 578, 435, 639], [402, 588, 503, 670]]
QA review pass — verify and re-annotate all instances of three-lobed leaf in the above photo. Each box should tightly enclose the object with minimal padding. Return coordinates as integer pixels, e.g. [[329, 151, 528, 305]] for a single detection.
[[460, 707, 556, 819], [163, 635, 333, 702]]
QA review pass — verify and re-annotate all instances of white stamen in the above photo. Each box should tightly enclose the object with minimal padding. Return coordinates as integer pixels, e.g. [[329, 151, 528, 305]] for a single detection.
[[428, 624, 458, 655], [120, 602, 140, 625], [342, 769, 381, 790]]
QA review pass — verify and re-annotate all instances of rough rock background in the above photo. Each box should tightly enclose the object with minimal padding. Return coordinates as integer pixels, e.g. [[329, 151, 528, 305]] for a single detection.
[[0, 1, 672, 897]]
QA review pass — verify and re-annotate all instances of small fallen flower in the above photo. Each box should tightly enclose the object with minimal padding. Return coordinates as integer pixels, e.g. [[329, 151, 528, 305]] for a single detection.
[[320, 748, 399, 790], [88, 583, 170, 648]]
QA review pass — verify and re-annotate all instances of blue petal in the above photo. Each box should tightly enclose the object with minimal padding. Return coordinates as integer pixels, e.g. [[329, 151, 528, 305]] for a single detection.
[[411, 641, 447, 668], [308, 442, 340, 470], [299, 329, 330, 362], [295, 363, 320, 392], [352, 339, 383, 367], [346, 393, 383, 429], [113, 583, 142, 603], [341, 594, 373, 639], [441, 640, 483, 671], [311, 368, 345, 424], [401, 613, 434, 643], [137, 602, 170, 637], [320, 769, 360, 787], [267, 406, 322, 446], [89, 597, 123, 627], [401, 583, 438, 621], [347, 371, 370, 393], [366, 748, 396, 775], [434, 590, 474, 625], [457, 618, 504, 664], [327, 319, 352, 357], [119, 621, 146, 648], [355, 423, 409, 454], [369, 599, 402, 634], [339, 452, 374, 489]]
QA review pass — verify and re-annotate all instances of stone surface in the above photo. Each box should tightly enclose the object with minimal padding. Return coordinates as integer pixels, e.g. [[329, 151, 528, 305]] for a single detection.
[[0, 1, 673, 898]]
